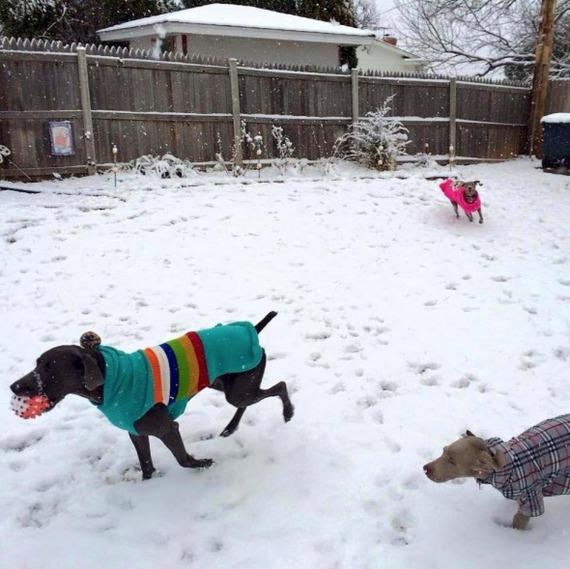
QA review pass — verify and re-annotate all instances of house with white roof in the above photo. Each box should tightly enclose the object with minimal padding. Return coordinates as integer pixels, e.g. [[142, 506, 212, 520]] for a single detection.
[[98, 4, 425, 73]]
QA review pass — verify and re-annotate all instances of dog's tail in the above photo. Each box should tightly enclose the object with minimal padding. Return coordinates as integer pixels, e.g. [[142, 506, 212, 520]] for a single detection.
[[255, 311, 278, 334]]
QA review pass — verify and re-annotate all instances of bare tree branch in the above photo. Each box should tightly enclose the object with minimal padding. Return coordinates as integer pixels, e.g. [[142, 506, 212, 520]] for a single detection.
[[394, 0, 570, 78]]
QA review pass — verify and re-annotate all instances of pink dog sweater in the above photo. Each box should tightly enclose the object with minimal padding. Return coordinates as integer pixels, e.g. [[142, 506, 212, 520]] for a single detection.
[[439, 178, 481, 214]]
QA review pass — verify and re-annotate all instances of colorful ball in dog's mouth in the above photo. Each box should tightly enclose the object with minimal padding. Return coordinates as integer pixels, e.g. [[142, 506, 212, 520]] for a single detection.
[[11, 394, 50, 419]]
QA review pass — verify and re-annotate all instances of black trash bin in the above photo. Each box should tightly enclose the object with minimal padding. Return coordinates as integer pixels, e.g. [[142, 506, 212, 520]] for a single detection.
[[541, 113, 570, 170]]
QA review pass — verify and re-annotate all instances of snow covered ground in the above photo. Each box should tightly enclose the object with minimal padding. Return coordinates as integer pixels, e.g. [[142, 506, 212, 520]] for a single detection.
[[1, 158, 569, 569]]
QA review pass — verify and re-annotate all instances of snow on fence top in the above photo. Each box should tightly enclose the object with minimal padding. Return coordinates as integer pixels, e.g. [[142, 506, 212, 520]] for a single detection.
[[0, 36, 530, 88]]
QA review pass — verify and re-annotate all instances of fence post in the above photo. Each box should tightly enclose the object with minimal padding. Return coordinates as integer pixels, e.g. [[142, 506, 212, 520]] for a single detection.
[[77, 46, 97, 175], [449, 78, 457, 168], [351, 69, 359, 123], [228, 58, 243, 168]]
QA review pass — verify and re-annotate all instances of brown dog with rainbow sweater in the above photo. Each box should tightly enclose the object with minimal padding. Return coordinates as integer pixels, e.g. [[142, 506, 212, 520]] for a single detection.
[[10, 311, 294, 480]]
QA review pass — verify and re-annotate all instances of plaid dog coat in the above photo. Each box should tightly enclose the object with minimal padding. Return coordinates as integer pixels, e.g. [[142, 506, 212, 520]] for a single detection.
[[479, 414, 570, 517]]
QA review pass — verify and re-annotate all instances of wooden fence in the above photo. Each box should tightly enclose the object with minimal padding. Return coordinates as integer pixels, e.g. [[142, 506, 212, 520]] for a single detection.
[[547, 79, 570, 115], [0, 37, 559, 179]]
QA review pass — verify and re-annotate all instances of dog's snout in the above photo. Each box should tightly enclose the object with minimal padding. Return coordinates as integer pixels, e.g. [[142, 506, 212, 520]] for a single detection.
[[423, 463, 432, 476], [10, 381, 26, 395], [10, 374, 39, 396]]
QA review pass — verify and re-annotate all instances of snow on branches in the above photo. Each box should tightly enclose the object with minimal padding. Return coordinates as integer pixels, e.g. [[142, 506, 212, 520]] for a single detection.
[[334, 96, 409, 171], [394, 0, 570, 78]]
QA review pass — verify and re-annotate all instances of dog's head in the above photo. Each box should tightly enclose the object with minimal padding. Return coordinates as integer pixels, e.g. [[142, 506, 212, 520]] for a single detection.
[[456, 180, 481, 203], [10, 344, 105, 414], [423, 430, 506, 482]]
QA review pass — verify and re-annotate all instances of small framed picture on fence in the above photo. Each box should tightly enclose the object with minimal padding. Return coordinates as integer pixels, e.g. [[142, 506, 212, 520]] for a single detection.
[[48, 120, 75, 156]]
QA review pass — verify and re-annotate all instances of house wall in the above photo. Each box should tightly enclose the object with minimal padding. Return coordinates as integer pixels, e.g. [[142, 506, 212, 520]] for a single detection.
[[357, 43, 424, 73], [129, 34, 340, 67]]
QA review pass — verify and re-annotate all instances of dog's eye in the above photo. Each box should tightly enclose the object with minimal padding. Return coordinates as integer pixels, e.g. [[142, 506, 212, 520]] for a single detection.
[[447, 456, 456, 466]]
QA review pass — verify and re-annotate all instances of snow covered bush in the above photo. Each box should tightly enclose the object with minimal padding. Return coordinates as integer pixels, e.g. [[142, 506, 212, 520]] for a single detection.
[[414, 152, 439, 169], [214, 132, 229, 173], [271, 125, 295, 174], [334, 96, 409, 171], [242, 120, 265, 176], [130, 154, 192, 178]]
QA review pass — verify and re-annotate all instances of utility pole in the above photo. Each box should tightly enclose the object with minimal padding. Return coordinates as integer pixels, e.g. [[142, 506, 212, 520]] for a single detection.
[[528, 0, 557, 156]]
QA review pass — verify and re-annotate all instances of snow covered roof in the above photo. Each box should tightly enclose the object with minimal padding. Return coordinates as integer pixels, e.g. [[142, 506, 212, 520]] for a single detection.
[[541, 113, 570, 124], [98, 4, 376, 46]]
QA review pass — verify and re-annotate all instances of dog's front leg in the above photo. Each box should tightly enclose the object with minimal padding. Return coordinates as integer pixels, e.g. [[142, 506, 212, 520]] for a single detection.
[[466, 212, 474, 222], [512, 512, 529, 530], [129, 433, 156, 480], [159, 422, 214, 469], [134, 404, 214, 473], [451, 202, 460, 218], [477, 208, 484, 224]]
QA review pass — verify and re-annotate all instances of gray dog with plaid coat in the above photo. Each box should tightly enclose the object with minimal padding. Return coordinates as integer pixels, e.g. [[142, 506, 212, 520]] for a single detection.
[[424, 414, 570, 529]]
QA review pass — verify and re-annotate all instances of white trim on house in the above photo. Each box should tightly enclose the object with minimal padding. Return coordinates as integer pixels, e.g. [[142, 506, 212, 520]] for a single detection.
[[100, 22, 374, 46]]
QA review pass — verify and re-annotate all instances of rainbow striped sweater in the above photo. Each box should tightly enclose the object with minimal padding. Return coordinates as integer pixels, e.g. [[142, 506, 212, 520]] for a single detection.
[[96, 322, 262, 434]]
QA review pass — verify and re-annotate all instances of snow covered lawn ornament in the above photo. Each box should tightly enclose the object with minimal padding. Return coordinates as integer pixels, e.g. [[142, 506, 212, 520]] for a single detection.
[[11, 394, 50, 419], [0, 145, 11, 164]]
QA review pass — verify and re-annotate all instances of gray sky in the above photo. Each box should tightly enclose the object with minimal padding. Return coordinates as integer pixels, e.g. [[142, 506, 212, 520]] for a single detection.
[[374, 0, 395, 14], [373, 0, 398, 33]]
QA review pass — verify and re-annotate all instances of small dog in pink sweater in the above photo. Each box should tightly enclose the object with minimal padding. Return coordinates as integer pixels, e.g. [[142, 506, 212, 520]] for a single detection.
[[439, 178, 483, 224]]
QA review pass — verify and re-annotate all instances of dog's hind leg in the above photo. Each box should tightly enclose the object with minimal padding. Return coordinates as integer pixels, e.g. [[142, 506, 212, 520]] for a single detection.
[[223, 379, 294, 433], [452, 202, 460, 218], [244, 381, 294, 424], [220, 407, 246, 437], [218, 353, 294, 437], [129, 434, 156, 480]]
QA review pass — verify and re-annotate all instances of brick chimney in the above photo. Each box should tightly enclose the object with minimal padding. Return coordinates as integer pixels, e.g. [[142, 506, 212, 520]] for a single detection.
[[383, 35, 398, 46]]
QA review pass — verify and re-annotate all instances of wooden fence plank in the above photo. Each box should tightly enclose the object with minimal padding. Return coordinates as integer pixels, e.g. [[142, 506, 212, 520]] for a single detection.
[[449, 78, 457, 165], [77, 47, 96, 174], [228, 58, 243, 168]]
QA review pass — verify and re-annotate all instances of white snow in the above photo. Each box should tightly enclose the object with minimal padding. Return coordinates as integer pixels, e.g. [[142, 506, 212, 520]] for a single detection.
[[541, 113, 570, 124], [99, 4, 375, 38], [1, 158, 570, 569]]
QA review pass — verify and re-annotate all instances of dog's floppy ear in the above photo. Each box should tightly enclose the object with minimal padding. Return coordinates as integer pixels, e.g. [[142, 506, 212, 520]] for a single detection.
[[465, 429, 476, 437], [490, 448, 506, 469], [472, 447, 505, 476], [79, 348, 104, 391]]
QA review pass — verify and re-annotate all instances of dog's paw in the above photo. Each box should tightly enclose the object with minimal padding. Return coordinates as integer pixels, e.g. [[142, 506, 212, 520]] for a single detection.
[[283, 403, 295, 422], [512, 512, 530, 531], [190, 457, 214, 469], [142, 467, 157, 481]]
